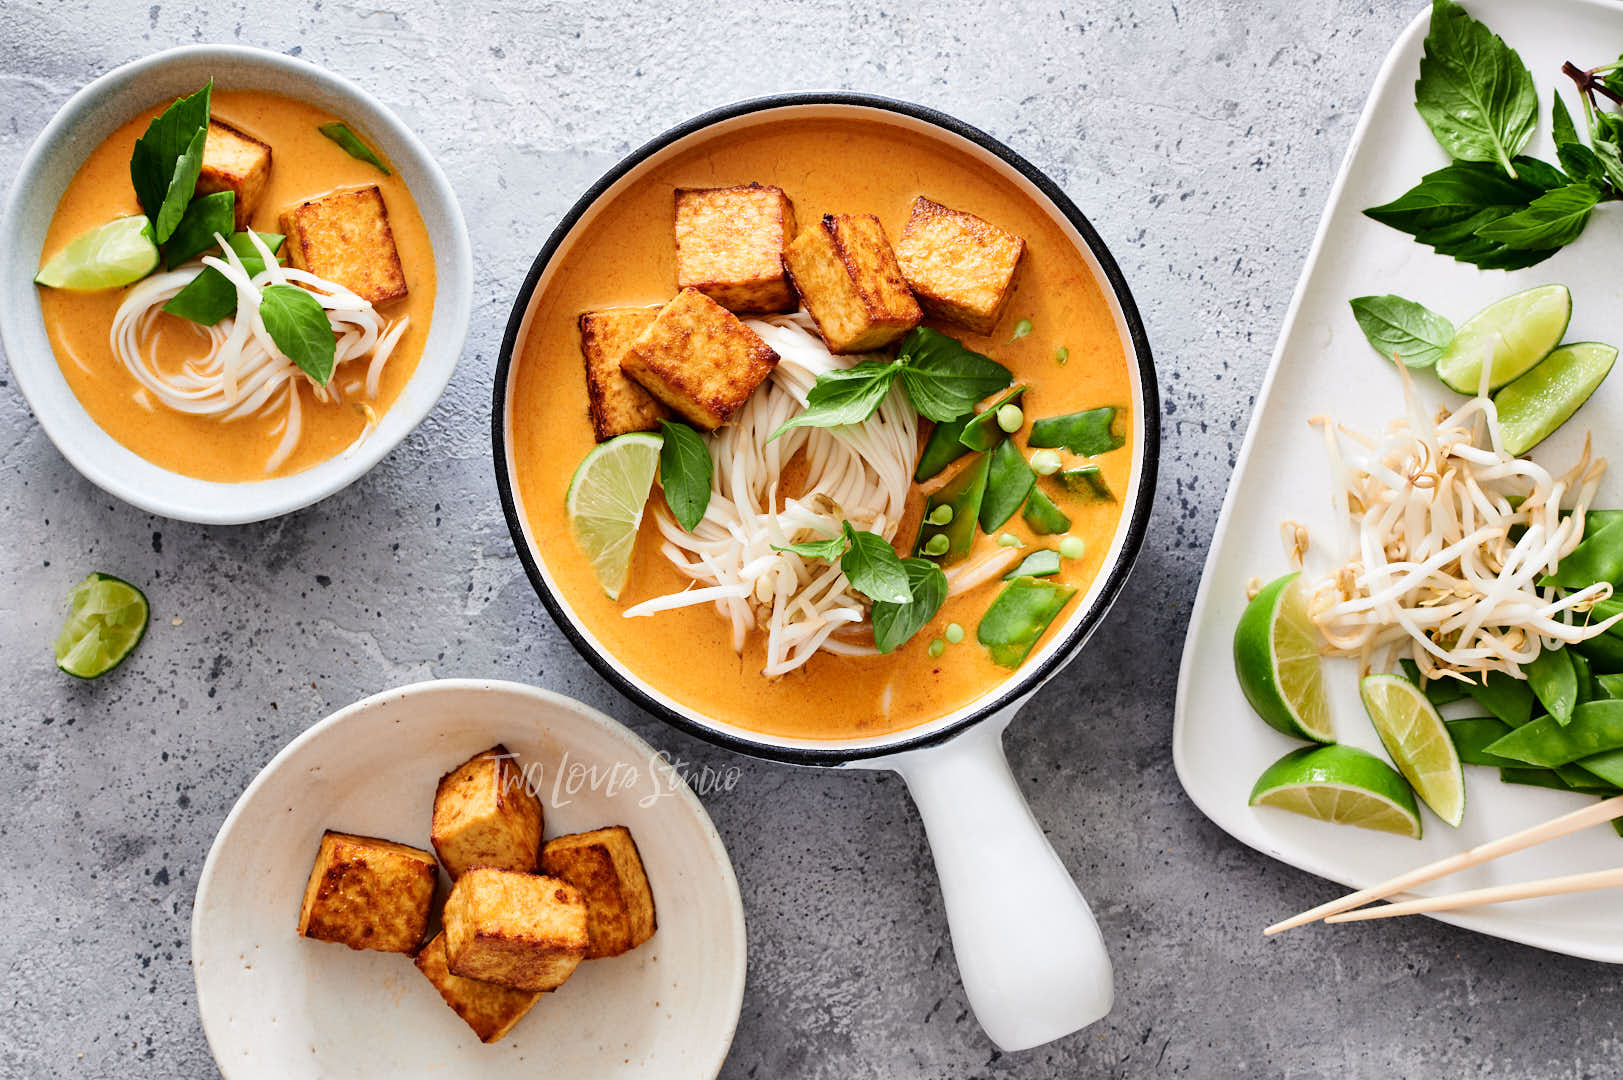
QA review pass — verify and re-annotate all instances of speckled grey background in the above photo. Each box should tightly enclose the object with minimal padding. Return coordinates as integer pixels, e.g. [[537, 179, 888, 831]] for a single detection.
[[3, 1, 1617, 1077]]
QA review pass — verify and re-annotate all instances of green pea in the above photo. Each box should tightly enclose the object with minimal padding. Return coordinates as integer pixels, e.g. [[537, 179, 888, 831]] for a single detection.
[[923, 533, 951, 557], [997, 533, 1022, 548], [1030, 449, 1062, 476], [1055, 346, 1069, 365], [1059, 536, 1085, 560], [996, 404, 1024, 432], [928, 637, 946, 658], [945, 622, 965, 644], [927, 504, 954, 526]]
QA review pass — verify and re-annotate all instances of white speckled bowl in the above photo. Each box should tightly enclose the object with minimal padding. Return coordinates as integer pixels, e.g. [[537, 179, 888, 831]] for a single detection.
[[191, 679, 746, 1078], [0, 45, 471, 524]]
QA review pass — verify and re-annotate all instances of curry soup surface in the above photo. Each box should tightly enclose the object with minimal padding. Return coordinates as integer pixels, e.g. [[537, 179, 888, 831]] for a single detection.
[[511, 117, 1133, 741], [38, 89, 436, 482]]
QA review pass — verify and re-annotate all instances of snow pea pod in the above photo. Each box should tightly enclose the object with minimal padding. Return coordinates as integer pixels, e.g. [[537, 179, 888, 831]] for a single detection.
[[1576, 631, 1623, 673], [1446, 717, 1520, 767], [915, 416, 972, 482], [1484, 700, 1623, 767], [1500, 767, 1618, 795], [958, 385, 1027, 452], [1028, 406, 1123, 456], [1021, 489, 1071, 535], [1004, 549, 1061, 580], [977, 576, 1077, 668], [915, 453, 989, 564], [1573, 651, 1593, 706], [1465, 670, 1535, 728], [1058, 465, 1112, 500], [1542, 513, 1623, 588], [979, 438, 1036, 533], [1575, 748, 1623, 788], [1525, 646, 1578, 725], [1596, 672, 1623, 700]]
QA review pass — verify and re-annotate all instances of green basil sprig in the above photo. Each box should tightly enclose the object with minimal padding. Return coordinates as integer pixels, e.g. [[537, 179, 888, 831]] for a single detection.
[[130, 81, 212, 244], [318, 122, 391, 175], [770, 328, 1011, 440], [1348, 295, 1455, 369], [163, 232, 285, 325], [260, 284, 336, 385], [657, 420, 713, 532], [162, 191, 235, 269], [871, 558, 947, 653], [1414, 0, 1536, 176], [771, 522, 913, 606]]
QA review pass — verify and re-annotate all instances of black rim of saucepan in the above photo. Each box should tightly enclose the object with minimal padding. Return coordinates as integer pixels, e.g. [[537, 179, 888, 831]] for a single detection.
[[491, 91, 1159, 767]]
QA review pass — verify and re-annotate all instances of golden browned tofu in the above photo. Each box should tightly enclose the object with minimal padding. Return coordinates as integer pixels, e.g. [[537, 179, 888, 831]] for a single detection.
[[431, 744, 545, 879], [195, 120, 272, 231], [782, 213, 921, 354], [414, 931, 540, 1044], [541, 826, 656, 959], [579, 308, 670, 442], [894, 197, 1026, 336], [279, 186, 408, 304], [620, 288, 778, 430], [443, 869, 589, 992], [296, 831, 437, 953], [675, 183, 798, 314]]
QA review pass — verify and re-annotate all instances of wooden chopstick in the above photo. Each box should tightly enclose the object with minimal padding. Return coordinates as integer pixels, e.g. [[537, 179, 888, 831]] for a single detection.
[[1324, 866, 1623, 923], [1264, 794, 1623, 935]]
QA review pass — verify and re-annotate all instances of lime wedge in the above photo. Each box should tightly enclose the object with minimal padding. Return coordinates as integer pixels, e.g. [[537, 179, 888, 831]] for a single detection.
[[1493, 341, 1617, 457], [1359, 674, 1466, 827], [34, 216, 159, 291], [1233, 572, 1334, 742], [1250, 745, 1422, 838], [565, 432, 663, 600], [1436, 284, 1570, 395], [53, 573, 149, 679]]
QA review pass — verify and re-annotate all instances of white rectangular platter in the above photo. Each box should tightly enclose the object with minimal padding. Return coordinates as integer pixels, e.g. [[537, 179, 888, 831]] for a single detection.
[[1174, 0, 1623, 962]]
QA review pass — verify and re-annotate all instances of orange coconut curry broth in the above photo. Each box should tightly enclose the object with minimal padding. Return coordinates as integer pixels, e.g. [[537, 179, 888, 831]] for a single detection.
[[38, 89, 435, 482], [510, 117, 1133, 741]]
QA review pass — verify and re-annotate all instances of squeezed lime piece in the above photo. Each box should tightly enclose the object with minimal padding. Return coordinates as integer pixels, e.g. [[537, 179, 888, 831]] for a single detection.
[[1250, 745, 1423, 838], [565, 432, 663, 600], [34, 216, 159, 291], [1493, 341, 1617, 457], [1435, 284, 1570, 395], [1359, 674, 1466, 827], [1233, 572, 1334, 742], [53, 573, 149, 678]]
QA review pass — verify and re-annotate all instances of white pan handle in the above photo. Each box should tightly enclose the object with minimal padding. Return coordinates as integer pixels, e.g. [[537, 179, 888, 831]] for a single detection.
[[885, 717, 1114, 1051]]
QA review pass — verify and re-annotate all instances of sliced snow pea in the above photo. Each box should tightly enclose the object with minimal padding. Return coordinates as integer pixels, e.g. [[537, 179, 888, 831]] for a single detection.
[[979, 438, 1036, 533], [915, 416, 972, 482], [1465, 670, 1535, 728], [959, 385, 1027, 452], [1058, 465, 1112, 500], [977, 576, 1077, 668], [1028, 406, 1123, 456], [1004, 549, 1061, 580], [916, 453, 989, 564], [1525, 646, 1578, 726], [1021, 489, 1071, 535], [1483, 700, 1623, 767], [1446, 717, 1521, 767]]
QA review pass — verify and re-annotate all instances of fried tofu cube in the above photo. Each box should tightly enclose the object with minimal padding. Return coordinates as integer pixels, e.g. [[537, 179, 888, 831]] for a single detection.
[[579, 308, 671, 442], [195, 120, 272, 231], [894, 197, 1026, 336], [541, 826, 656, 959], [431, 744, 545, 879], [296, 831, 437, 953], [675, 183, 798, 314], [414, 932, 540, 1043], [620, 288, 778, 430], [443, 869, 590, 992], [782, 213, 922, 353], [279, 186, 408, 304]]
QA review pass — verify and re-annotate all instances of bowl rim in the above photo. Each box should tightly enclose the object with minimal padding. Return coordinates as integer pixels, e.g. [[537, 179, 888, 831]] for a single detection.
[[190, 676, 747, 1076], [0, 43, 472, 524], [491, 91, 1159, 766]]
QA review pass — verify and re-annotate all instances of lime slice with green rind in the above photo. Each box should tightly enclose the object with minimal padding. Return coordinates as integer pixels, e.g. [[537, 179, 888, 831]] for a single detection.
[[1359, 673, 1466, 827], [565, 432, 663, 600], [34, 216, 159, 291], [1233, 572, 1333, 742], [1494, 341, 1616, 457], [1436, 284, 1570, 395], [1250, 745, 1423, 838], [54, 573, 149, 678]]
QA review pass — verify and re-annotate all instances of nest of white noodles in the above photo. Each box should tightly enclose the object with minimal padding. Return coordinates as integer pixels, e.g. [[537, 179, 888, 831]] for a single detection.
[[1304, 358, 1621, 686]]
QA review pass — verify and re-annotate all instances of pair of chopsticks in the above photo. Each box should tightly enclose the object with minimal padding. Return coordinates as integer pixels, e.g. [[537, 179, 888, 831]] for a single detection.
[[1266, 794, 1623, 934]]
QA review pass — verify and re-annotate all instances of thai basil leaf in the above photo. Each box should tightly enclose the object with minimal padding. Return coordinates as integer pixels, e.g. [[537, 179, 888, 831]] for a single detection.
[[1348, 295, 1455, 369], [1474, 182, 1602, 250], [1413, 0, 1537, 176], [894, 327, 1013, 422], [161, 190, 235, 269], [840, 522, 911, 605], [657, 420, 713, 532], [318, 121, 391, 175], [163, 232, 285, 325], [1364, 158, 1568, 269], [259, 283, 336, 385], [771, 535, 847, 562], [871, 557, 947, 654], [129, 82, 212, 243], [1550, 94, 1608, 187], [1028, 406, 1123, 456], [769, 362, 897, 440]]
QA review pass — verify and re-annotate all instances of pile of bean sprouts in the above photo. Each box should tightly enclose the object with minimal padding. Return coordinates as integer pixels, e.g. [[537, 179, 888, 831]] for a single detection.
[[110, 232, 409, 473], [1305, 360, 1620, 684]]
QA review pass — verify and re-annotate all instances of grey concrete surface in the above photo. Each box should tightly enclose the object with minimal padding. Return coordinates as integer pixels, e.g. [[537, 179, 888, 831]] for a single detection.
[[3, 0, 1618, 1077]]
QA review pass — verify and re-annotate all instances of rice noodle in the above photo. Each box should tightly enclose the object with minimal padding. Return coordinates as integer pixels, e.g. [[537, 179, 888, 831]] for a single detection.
[[633, 314, 917, 676], [1307, 358, 1620, 683], [109, 232, 408, 473]]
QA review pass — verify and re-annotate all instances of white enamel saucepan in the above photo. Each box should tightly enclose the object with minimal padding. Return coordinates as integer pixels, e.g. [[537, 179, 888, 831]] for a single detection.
[[492, 94, 1158, 1052]]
